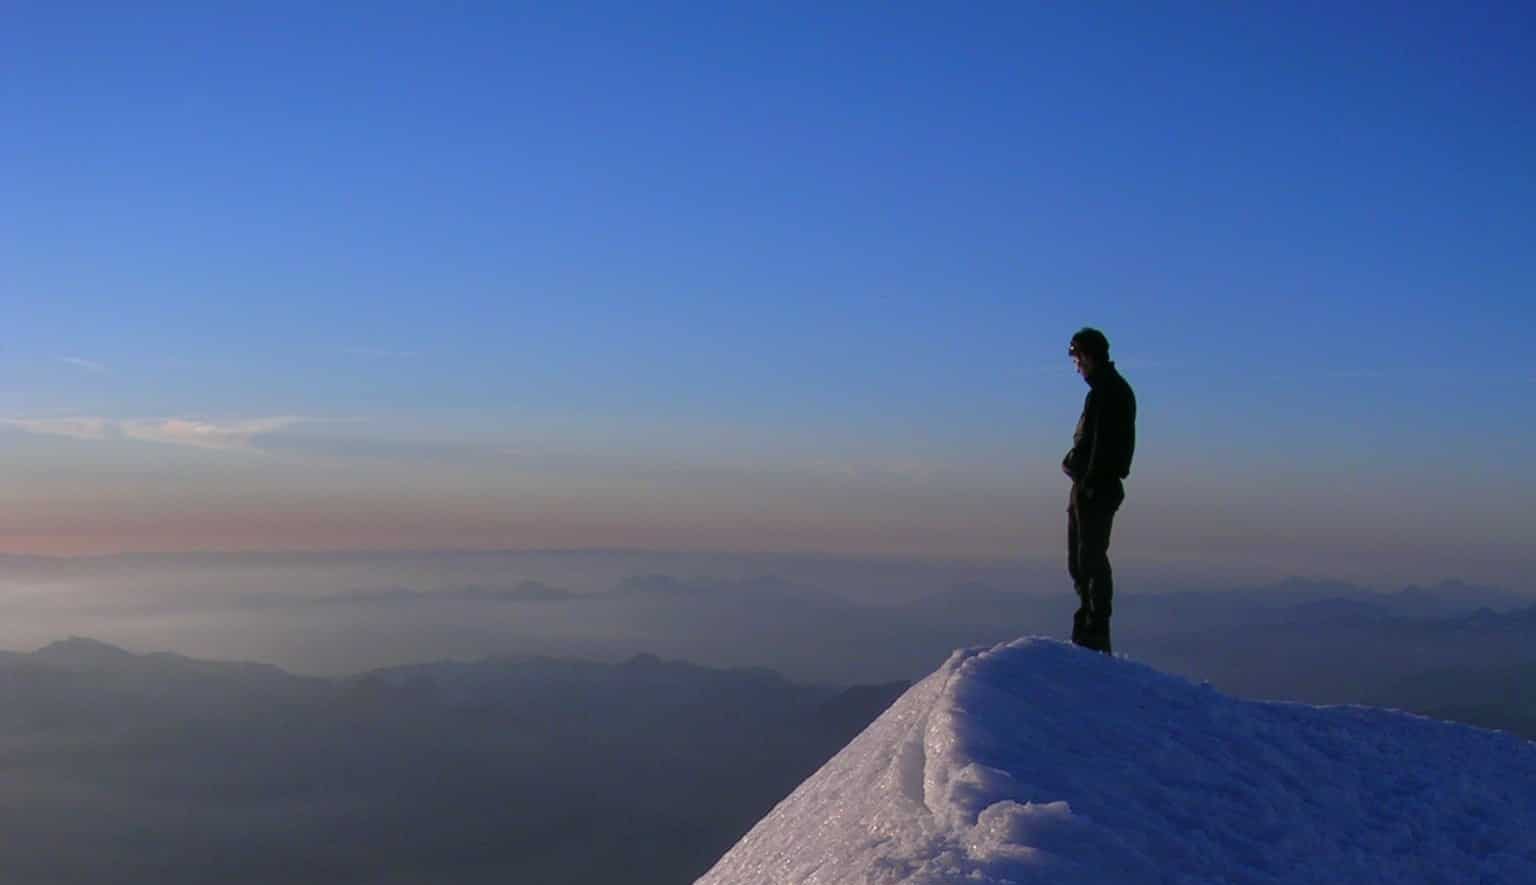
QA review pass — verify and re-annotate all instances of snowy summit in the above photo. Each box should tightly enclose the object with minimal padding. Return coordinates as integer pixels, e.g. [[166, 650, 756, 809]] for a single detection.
[[697, 638, 1535, 884]]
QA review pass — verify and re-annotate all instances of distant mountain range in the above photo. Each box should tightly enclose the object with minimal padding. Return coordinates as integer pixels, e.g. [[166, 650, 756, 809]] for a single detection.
[[4, 564, 1531, 736], [3, 566, 1532, 885], [309, 574, 1536, 682], [0, 638, 906, 885]]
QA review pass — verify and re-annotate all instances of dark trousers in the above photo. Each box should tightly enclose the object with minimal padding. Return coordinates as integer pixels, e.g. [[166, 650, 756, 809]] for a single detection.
[[1068, 479, 1123, 653]]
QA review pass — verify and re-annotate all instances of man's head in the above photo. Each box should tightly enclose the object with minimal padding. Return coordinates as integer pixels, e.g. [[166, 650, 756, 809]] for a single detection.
[[1068, 327, 1110, 380]]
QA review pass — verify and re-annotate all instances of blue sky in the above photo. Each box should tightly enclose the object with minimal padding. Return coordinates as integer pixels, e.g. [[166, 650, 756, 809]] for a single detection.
[[2, 2, 1532, 581]]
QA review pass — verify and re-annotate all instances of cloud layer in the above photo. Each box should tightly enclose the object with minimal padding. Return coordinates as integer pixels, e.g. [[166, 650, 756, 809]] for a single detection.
[[6, 416, 303, 451], [59, 357, 108, 373]]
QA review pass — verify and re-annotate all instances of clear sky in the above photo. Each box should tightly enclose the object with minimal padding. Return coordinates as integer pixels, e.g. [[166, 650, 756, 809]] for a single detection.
[[2, 2, 1533, 584]]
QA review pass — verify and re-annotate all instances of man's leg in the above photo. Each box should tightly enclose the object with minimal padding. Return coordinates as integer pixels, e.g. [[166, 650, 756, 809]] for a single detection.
[[1076, 494, 1119, 654], [1067, 494, 1091, 647]]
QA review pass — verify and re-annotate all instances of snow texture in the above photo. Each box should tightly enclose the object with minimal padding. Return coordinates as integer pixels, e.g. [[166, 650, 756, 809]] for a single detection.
[[696, 637, 1536, 884]]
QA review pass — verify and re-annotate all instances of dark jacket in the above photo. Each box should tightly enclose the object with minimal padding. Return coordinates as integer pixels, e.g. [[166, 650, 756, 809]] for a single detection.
[[1062, 361, 1136, 489]]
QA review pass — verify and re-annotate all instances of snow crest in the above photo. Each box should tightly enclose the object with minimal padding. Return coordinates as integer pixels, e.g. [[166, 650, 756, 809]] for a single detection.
[[695, 637, 1536, 884]]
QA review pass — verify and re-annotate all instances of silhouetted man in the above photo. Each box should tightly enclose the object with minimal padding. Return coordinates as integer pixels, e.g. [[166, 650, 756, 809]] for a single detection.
[[1061, 328, 1136, 654]]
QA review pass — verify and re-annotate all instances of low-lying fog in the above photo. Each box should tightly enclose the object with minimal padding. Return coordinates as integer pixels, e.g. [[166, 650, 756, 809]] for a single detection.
[[0, 550, 1242, 678], [0, 550, 1532, 883], [1, 550, 1532, 736]]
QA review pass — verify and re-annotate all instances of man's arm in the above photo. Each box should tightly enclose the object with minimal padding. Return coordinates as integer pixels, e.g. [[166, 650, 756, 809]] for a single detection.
[[1063, 391, 1093, 481]]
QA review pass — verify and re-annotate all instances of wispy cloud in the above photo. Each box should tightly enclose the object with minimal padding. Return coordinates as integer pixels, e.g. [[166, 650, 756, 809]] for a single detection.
[[6, 416, 305, 452], [59, 357, 108, 373], [6, 417, 119, 441], [124, 417, 303, 450]]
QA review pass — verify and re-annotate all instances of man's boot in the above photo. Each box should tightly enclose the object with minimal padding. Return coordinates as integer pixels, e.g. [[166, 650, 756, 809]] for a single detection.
[[1070, 597, 1091, 648], [1085, 615, 1112, 654]]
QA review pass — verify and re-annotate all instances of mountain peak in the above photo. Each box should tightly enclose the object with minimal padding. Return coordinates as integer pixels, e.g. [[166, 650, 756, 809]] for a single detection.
[[33, 636, 136, 664], [697, 637, 1536, 884]]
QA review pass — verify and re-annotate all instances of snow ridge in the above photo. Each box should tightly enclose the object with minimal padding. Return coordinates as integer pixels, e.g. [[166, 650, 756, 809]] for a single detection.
[[696, 637, 1536, 884]]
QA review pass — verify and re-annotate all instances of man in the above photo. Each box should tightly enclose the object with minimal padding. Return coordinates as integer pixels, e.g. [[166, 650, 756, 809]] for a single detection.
[[1061, 327, 1136, 654]]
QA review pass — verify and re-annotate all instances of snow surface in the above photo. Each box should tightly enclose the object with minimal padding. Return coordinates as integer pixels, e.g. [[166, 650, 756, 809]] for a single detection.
[[696, 637, 1536, 884]]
